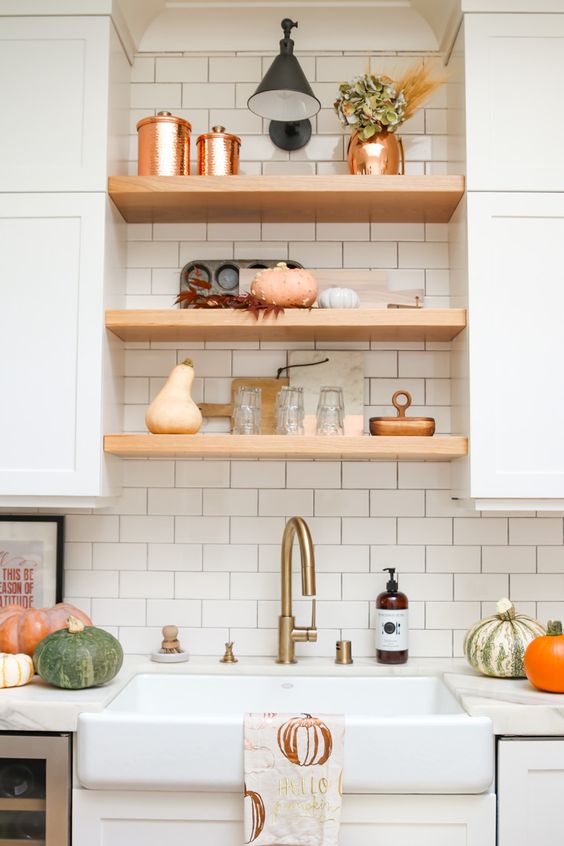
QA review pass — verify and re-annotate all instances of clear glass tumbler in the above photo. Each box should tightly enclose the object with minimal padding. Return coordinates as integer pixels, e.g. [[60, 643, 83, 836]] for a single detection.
[[275, 386, 305, 435], [316, 386, 345, 435], [233, 386, 261, 435]]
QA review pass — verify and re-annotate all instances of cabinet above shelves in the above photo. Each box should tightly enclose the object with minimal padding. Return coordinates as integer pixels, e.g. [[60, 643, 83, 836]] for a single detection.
[[104, 434, 468, 461], [108, 175, 465, 224], [106, 308, 466, 343]]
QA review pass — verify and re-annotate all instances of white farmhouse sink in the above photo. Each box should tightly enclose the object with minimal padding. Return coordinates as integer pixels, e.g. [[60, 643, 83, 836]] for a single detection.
[[77, 673, 493, 794]]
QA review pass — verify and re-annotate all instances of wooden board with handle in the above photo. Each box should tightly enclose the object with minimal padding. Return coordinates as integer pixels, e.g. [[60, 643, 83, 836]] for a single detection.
[[198, 377, 289, 434]]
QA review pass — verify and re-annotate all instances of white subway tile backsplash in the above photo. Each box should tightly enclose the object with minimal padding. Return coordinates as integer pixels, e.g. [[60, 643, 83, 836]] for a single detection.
[[92, 598, 146, 626], [175, 572, 229, 599], [148, 543, 203, 571], [57, 47, 564, 657], [175, 516, 230, 544], [155, 57, 208, 82], [398, 518, 452, 546], [204, 489, 258, 516], [509, 518, 563, 546], [370, 489, 424, 517], [176, 461, 230, 488], [341, 518, 396, 545], [148, 488, 202, 516], [342, 462, 396, 490], [454, 518, 507, 546], [121, 571, 174, 598], [259, 489, 313, 517], [228, 461, 283, 489], [454, 573, 509, 601], [315, 490, 368, 517], [93, 543, 147, 571], [538, 546, 564, 572]]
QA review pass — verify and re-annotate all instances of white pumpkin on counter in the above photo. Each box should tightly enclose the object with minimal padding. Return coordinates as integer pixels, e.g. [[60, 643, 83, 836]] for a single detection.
[[250, 263, 317, 308], [464, 598, 546, 678], [317, 287, 360, 309], [145, 358, 202, 434], [0, 653, 34, 688]]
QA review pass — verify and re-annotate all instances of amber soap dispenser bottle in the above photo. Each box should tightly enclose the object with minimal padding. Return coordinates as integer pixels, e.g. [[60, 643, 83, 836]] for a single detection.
[[376, 568, 408, 664]]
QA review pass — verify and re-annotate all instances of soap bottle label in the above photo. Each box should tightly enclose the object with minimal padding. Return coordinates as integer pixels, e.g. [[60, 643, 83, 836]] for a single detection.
[[376, 609, 408, 651]]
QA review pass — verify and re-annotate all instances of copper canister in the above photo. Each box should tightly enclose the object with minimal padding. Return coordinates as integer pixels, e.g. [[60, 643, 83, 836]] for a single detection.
[[136, 111, 191, 176], [197, 126, 241, 175]]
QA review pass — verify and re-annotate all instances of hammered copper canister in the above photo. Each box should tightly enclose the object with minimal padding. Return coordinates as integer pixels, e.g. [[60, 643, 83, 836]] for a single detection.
[[197, 126, 241, 175], [136, 111, 191, 176]]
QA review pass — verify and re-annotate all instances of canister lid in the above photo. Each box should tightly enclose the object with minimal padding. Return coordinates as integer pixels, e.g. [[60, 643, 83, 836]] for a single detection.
[[196, 125, 241, 146], [136, 111, 192, 131]]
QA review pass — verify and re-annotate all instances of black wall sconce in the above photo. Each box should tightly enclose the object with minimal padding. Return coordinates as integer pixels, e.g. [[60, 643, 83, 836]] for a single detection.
[[247, 18, 320, 151]]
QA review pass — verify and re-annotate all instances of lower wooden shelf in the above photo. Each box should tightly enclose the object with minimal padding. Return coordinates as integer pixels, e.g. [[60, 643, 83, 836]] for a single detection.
[[104, 434, 468, 460]]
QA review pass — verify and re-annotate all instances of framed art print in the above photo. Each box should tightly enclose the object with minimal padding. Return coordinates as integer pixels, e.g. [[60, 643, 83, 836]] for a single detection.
[[0, 516, 63, 608]]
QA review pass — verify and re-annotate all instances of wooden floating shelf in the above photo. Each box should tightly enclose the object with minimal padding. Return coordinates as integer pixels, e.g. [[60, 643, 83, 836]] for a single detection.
[[106, 308, 466, 343], [108, 175, 465, 224], [0, 798, 46, 812], [104, 434, 468, 461]]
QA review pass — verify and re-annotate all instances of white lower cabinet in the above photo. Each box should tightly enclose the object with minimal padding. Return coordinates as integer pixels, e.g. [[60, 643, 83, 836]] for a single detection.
[[73, 789, 495, 846], [498, 738, 564, 846]]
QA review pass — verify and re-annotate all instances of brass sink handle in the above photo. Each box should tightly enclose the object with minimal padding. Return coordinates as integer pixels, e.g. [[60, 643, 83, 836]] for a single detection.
[[220, 642, 238, 664]]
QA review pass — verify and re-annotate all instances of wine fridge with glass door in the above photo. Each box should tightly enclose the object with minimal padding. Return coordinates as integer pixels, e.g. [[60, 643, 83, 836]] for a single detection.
[[0, 733, 70, 846]]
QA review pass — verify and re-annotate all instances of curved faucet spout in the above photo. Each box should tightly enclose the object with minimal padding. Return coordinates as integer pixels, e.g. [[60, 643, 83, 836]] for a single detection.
[[277, 517, 317, 664]]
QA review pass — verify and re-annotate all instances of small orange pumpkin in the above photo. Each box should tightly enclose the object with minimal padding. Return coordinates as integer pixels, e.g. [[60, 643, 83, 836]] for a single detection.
[[250, 263, 318, 308], [244, 784, 265, 844], [0, 603, 92, 657], [524, 620, 564, 693], [277, 713, 333, 767]]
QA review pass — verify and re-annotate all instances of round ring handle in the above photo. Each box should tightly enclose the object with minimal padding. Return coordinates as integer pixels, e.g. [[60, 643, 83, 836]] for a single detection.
[[392, 390, 412, 418]]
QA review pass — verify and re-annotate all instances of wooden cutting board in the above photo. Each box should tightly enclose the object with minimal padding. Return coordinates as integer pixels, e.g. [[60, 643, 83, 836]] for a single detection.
[[198, 377, 289, 434]]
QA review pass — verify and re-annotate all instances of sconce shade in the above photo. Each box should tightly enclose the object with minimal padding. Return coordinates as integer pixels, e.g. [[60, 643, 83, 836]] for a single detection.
[[247, 19, 320, 122]]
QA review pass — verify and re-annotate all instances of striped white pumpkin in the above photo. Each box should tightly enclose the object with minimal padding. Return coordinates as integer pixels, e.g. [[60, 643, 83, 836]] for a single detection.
[[464, 598, 546, 678], [0, 653, 33, 688]]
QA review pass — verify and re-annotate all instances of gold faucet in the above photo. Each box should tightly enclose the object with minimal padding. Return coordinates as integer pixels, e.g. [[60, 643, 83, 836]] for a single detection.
[[277, 517, 317, 664]]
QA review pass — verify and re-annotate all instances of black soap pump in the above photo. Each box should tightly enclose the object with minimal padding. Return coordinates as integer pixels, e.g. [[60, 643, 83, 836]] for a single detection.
[[376, 567, 408, 664]]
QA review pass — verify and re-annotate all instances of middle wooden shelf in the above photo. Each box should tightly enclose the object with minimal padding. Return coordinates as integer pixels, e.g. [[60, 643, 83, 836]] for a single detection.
[[106, 308, 466, 343]]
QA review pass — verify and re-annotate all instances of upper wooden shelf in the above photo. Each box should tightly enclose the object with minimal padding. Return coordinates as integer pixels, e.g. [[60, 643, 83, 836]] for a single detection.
[[108, 175, 465, 224], [104, 434, 468, 461], [106, 308, 466, 343]]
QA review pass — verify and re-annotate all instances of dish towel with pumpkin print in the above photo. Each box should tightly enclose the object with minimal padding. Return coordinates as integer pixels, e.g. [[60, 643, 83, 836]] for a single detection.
[[244, 712, 345, 846]]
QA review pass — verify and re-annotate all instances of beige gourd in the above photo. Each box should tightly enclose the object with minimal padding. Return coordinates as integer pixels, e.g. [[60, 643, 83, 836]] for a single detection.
[[145, 358, 202, 434]]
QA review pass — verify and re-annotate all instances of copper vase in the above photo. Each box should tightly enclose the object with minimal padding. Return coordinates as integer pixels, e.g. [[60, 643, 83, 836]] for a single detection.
[[347, 130, 404, 175]]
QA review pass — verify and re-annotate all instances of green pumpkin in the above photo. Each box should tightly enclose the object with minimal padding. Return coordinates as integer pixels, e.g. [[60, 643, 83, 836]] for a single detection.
[[33, 616, 123, 689]]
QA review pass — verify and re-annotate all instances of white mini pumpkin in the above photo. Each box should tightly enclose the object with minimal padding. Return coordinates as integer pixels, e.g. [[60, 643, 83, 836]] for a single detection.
[[464, 598, 546, 678], [317, 287, 360, 309], [0, 653, 34, 688]]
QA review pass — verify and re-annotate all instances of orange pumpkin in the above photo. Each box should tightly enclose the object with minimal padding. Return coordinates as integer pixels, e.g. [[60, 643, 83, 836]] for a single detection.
[[250, 263, 318, 308], [277, 713, 333, 767], [0, 603, 92, 657], [524, 620, 564, 692], [244, 785, 265, 844]]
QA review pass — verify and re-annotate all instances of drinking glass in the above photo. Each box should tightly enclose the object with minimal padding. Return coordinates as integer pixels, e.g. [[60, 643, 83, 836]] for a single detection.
[[275, 386, 304, 435], [232, 386, 261, 435], [316, 386, 344, 435]]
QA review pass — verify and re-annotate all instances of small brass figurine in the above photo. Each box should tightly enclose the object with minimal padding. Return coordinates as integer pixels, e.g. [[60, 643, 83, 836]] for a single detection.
[[220, 642, 238, 663], [159, 625, 184, 654]]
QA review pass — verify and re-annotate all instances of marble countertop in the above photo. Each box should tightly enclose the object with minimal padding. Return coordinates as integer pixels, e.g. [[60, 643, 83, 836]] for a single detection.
[[1, 654, 563, 735]]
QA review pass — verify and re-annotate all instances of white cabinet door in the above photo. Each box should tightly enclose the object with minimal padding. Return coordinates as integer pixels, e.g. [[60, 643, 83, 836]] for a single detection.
[[0, 17, 110, 191], [73, 789, 494, 846], [498, 738, 564, 846], [466, 192, 564, 499], [0, 193, 113, 499], [465, 14, 564, 191]]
